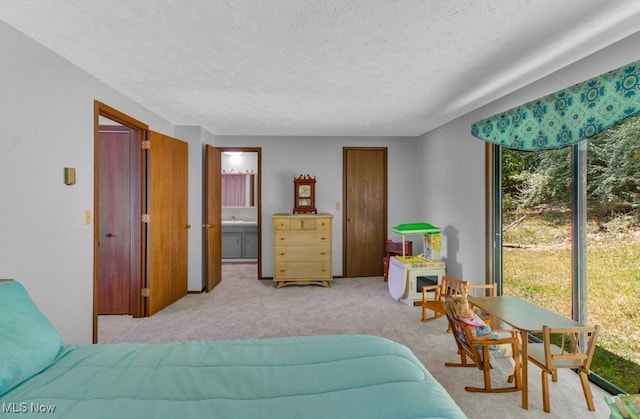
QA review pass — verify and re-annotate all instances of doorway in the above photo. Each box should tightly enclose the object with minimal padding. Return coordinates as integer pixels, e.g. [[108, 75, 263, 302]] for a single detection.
[[94, 101, 189, 342], [210, 147, 262, 279], [94, 102, 147, 342], [343, 147, 388, 277], [97, 123, 142, 315]]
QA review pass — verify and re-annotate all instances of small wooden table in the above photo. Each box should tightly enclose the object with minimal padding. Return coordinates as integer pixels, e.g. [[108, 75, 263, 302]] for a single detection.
[[468, 296, 583, 410]]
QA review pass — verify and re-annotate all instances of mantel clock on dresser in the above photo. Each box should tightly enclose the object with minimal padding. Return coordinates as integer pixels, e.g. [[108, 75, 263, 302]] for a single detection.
[[292, 174, 317, 214]]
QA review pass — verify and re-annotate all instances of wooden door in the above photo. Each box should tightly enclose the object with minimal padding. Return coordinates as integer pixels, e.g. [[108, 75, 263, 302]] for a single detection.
[[343, 147, 387, 277], [146, 131, 188, 316], [205, 145, 222, 292], [97, 126, 140, 314]]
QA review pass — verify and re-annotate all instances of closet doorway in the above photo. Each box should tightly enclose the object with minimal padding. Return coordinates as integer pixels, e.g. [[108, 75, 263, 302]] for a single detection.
[[343, 147, 388, 277], [94, 101, 189, 342], [95, 104, 145, 328], [97, 122, 141, 316]]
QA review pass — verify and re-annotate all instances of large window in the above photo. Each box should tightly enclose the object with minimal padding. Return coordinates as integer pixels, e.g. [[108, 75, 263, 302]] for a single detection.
[[496, 114, 640, 394]]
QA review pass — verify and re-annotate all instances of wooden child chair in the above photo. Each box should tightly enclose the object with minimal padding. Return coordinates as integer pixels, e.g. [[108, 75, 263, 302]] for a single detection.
[[527, 324, 600, 413], [421, 276, 468, 322], [444, 311, 522, 393]]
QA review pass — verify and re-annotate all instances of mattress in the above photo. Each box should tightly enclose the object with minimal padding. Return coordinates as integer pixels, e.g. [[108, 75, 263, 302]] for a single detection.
[[1, 334, 466, 419]]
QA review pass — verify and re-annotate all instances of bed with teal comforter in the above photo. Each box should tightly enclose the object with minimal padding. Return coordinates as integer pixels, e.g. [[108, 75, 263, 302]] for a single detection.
[[0, 281, 466, 419]]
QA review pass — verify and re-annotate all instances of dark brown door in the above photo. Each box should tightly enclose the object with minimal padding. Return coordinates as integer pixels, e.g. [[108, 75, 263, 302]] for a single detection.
[[146, 131, 189, 316], [97, 126, 141, 314], [205, 145, 222, 292], [343, 147, 387, 277]]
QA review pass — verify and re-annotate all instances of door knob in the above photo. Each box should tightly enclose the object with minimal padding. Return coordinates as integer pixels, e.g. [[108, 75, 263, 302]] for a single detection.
[[348, 218, 354, 223], [105, 233, 114, 238], [185, 224, 191, 229]]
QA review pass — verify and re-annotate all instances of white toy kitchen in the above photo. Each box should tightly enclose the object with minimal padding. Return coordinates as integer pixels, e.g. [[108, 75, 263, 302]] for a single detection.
[[387, 223, 446, 306]]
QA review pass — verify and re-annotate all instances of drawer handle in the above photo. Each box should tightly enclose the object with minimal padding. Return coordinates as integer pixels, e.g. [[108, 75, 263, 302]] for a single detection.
[[279, 252, 286, 256], [279, 237, 286, 241], [319, 252, 327, 255], [279, 269, 286, 273]]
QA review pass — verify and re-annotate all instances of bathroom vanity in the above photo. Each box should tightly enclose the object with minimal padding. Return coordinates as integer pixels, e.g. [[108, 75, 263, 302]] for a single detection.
[[221, 221, 258, 260]]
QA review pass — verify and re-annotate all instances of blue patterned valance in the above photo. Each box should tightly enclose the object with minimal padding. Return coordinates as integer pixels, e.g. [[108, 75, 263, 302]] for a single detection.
[[471, 60, 640, 151]]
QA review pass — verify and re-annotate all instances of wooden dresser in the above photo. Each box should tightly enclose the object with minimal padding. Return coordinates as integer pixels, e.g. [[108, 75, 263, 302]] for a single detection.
[[272, 214, 333, 288]]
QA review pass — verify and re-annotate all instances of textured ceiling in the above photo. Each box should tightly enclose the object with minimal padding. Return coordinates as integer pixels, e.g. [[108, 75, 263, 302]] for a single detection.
[[1, 1, 640, 136]]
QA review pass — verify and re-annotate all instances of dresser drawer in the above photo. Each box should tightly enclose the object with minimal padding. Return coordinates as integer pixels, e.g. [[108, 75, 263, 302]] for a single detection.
[[274, 231, 331, 246], [274, 245, 330, 262], [274, 261, 332, 279], [289, 217, 317, 230], [315, 217, 332, 230], [273, 218, 290, 230]]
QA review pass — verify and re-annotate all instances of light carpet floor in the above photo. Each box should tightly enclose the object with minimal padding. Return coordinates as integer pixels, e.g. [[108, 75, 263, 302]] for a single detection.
[[99, 263, 612, 419]]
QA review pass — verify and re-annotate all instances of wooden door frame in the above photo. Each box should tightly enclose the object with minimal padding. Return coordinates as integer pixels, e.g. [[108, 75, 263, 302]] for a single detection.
[[205, 145, 222, 292], [342, 147, 388, 277], [218, 147, 262, 279], [93, 101, 148, 343]]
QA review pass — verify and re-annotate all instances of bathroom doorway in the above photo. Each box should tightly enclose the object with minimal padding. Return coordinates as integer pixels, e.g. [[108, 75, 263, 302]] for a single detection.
[[217, 148, 261, 276]]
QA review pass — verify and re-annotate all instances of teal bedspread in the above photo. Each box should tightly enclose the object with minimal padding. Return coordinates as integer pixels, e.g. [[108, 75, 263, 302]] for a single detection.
[[1, 334, 466, 419]]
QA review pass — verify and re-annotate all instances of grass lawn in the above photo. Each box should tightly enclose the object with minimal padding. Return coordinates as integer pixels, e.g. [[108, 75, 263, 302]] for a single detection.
[[502, 209, 640, 394]]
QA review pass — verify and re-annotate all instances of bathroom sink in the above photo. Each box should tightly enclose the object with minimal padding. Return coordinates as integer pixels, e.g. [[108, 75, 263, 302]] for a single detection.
[[222, 220, 257, 226]]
